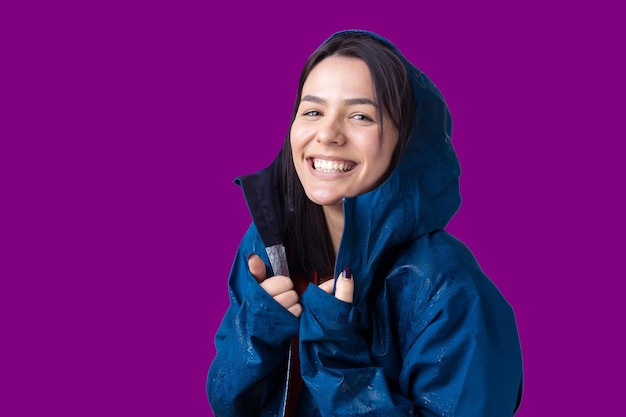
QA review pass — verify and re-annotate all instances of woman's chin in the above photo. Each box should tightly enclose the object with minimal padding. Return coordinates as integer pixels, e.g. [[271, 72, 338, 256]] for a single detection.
[[304, 190, 344, 208]]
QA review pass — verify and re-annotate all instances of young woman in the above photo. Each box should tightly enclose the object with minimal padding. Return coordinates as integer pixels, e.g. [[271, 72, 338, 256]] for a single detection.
[[207, 30, 523, 417]]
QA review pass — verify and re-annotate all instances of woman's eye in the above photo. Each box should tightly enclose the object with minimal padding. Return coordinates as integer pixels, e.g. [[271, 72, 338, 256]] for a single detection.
[[353, 114, 373, 122]]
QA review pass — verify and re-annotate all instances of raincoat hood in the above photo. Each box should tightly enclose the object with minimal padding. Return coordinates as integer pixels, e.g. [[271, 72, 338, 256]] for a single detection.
[[341, 30, 461, 239]]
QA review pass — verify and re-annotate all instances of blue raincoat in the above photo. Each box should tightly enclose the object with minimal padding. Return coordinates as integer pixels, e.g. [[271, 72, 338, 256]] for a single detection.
[[207, 30, 523, 417]]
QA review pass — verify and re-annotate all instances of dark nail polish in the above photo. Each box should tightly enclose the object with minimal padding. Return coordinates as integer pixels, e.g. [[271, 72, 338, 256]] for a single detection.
[[342, 266, 352, 279]]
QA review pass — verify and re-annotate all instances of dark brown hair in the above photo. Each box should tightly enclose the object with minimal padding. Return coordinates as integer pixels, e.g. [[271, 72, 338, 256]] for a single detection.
[[280, 31, 414, 280]]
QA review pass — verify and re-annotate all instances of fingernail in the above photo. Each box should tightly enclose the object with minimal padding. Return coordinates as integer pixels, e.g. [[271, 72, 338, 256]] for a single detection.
[[342, 266, 352, 279]]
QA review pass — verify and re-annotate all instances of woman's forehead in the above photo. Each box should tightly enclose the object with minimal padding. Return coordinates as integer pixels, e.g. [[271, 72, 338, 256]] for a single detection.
[[301, 56, 375, 101]]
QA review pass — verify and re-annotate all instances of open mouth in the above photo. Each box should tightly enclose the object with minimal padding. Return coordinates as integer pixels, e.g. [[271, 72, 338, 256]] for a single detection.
[[311, 158, 356, 173]]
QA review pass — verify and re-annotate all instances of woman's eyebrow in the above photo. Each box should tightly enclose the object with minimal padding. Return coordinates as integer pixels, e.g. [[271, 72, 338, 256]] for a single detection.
[[301, 95, 377, 107], [301, 95, 325, 104], [344, 97, 377, 107]]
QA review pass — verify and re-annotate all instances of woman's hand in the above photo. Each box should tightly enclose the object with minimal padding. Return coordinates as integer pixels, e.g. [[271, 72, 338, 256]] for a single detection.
[[318, 267, 354, 303], [248, 254, 302, 317]]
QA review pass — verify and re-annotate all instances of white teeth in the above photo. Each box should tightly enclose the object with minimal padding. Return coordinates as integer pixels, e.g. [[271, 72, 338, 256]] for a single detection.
[[313, 159, 354, 173]]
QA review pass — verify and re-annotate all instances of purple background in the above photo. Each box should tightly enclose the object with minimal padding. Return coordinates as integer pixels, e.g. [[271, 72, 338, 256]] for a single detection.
[[1, 1, 624, 415]]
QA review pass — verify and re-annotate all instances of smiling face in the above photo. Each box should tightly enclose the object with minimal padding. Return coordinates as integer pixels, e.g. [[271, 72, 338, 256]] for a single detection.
[[290, 56, 399, 209]]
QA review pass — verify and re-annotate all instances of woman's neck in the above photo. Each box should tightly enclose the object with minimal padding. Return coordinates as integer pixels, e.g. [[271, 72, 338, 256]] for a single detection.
[[323, 204, 344, 257]]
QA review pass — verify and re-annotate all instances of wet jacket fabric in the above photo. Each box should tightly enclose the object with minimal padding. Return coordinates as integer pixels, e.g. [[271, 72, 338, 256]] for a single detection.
[[207, 30, 523, 417]]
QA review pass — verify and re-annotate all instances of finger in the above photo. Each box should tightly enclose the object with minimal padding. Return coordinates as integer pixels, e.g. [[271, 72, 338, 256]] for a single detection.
[[318, 279, 335, 294], [273, 290, 299, 310], [287, 303, 302, 318], [248, 254, 267, 283], [259, 275, 293, 297], [334, 266, 354, 303]]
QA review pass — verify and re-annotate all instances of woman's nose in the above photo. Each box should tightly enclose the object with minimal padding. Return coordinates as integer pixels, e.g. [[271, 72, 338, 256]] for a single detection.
[[316, 116, 345, 145]]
